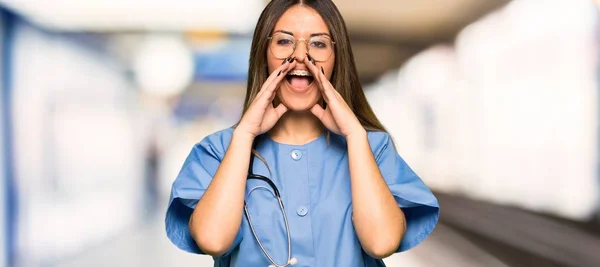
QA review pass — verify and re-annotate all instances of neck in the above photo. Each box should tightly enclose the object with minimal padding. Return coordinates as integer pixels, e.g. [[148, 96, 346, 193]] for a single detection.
[[268, 110, 325, 145]]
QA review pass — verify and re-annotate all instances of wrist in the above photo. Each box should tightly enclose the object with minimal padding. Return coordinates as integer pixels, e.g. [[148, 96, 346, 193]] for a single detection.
[[232, 128, 256, 143], [345, 128, 367, 141]]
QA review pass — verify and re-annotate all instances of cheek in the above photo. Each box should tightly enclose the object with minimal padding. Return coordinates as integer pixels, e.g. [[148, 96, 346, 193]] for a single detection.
[[267, 51, 289, 74], [266, 53, 279, 74]]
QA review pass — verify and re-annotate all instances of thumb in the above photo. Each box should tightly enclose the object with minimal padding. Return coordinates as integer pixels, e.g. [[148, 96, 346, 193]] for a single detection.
[[311, 103, 339, 134], [274, 103, 288, 118], [310, 103, 326, 120]]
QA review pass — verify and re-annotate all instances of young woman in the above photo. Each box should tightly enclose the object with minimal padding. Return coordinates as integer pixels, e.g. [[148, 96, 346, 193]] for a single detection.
[[165, 0, 439, 266]]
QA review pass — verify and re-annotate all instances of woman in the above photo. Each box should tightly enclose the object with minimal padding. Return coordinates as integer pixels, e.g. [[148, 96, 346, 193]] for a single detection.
[[165, 0, 439, 266]]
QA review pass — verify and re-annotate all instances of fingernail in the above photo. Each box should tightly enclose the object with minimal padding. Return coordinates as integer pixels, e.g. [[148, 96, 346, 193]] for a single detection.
[[277, 70, 282, 76], [306, 53, 316, 65], [282, 58, 288, 65], [289, 57, 295, 63], [321, 66, 325, 74]]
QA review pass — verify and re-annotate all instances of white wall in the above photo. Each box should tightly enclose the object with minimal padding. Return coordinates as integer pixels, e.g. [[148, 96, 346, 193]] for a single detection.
[[367, 0, 599, 221], [10, 21, 145, 266]]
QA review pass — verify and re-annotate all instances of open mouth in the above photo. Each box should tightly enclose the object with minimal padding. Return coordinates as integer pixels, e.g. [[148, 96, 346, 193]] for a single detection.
[[285, 69, 314, 91]]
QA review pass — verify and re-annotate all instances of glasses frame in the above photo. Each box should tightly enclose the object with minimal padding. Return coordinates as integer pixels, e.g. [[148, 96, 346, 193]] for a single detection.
[[267, 33, 336, 62]]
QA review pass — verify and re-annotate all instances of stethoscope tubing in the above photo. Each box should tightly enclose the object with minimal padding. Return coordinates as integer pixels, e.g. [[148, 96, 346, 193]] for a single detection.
[[244, 136, 296, 267]]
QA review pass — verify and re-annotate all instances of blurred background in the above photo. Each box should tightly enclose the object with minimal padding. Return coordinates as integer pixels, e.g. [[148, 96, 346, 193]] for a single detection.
[[1, 0, 599, 266]]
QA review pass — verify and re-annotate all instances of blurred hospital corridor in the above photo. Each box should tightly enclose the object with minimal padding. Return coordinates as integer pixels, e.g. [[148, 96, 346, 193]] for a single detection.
[[51, 212, 510, 267], [50, 191, 600, 267], [1, 0, 600, 267]]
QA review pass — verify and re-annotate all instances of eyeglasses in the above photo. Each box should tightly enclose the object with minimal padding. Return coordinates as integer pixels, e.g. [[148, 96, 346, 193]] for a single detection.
[[268, 32, 335, 62]]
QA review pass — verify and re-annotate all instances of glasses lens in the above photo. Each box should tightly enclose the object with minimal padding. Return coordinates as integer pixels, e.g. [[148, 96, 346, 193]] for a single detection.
[[269, 33, 294, 59], [308, 36, 333, 61]]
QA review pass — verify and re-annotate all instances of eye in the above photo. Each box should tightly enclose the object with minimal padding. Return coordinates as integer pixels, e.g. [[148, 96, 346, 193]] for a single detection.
[[277, 39, 294, 45], [310, 41, 327, 49]]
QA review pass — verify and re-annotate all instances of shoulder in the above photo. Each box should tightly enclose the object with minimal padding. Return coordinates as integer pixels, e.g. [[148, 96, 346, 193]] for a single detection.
[[366, 130, 394, 158], [191, 127, 235, 159], [329, 130, 393, 157]]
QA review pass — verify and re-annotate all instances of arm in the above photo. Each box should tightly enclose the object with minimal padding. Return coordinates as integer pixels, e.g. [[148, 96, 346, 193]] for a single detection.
[[347, 130, 407, 259], [188, 130, 254, 256], [176, 61, 293, 256]]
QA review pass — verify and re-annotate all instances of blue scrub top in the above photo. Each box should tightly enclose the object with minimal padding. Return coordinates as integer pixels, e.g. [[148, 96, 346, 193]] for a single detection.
[[166, 127, 439, 267]]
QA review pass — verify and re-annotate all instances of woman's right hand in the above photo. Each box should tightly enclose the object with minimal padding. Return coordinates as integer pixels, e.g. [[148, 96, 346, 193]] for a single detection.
[[235, 58, 296, 138]]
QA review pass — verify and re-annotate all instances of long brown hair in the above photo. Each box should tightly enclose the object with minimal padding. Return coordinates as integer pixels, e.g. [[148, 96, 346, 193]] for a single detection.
[[235, 0, 388, 133]]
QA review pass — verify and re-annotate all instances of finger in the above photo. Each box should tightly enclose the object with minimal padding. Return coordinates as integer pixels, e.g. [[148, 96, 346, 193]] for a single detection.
[[310, 103, 326, 120], [263, 58, 293, 90], [316, 65, 341, 102], [262, 103, 288, 132], [255, 59, 295, 101], [304, 53, 324, 86], [263, 60, 297, 96], [255, 63, 295, 107], [303, 57, 331, 103], [310, 104, 339, 133], [303, 54, 330, 92], [274, 103, 288, 118], [303, 54, 336, 101], [316, 65, 332, 92], [254, 63, 296, 111]]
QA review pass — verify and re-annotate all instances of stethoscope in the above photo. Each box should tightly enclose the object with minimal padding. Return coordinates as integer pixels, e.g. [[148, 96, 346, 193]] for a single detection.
[[243, 138, 298, 267]]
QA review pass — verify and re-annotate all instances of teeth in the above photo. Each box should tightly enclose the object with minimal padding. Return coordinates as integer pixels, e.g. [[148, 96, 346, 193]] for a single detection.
[[288, 70, 312, 77]]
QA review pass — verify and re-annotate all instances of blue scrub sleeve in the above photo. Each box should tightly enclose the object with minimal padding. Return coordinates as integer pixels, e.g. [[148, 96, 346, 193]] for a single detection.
[[165, 132, 243, 255], [373, 133, 440, 252]]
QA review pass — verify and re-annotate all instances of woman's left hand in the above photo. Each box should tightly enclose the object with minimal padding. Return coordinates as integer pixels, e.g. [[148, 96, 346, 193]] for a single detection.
[[306, 56, 365, 138]]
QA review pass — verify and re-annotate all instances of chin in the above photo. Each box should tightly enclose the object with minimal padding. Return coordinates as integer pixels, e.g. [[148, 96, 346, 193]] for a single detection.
[[277, 83, 321, 112], [285, 101, 318, 112]]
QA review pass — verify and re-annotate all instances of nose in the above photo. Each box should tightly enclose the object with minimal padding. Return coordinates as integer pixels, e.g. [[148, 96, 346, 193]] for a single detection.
[[292, 40, 308, 64]]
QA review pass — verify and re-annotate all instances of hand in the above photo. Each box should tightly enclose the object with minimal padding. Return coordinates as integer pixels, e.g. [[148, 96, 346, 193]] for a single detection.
[[236, 59, 297, 138], [306, 56, 365, 138]]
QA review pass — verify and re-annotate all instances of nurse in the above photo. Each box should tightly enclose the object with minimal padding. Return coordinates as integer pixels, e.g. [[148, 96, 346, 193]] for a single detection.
[[165, 0, 439, 266]]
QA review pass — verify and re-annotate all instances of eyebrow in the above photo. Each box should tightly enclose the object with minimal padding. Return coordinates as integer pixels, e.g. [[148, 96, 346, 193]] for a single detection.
[[273, 30, 331, 38]]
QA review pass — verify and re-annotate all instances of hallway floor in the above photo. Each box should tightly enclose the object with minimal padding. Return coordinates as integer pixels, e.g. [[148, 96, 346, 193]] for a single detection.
[[54, 213, 507, 267]]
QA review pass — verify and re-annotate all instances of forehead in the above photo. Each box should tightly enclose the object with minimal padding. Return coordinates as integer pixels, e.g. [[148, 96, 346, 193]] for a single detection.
[[273, 5, 329, 36]]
